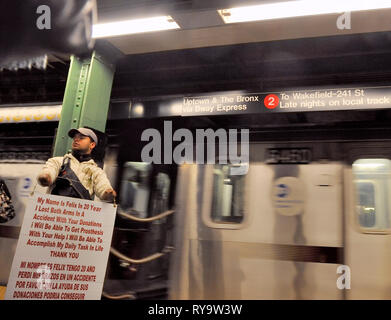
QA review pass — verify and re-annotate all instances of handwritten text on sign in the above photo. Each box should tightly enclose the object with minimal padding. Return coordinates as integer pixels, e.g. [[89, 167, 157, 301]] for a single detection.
[[5, 194, 116, 300]]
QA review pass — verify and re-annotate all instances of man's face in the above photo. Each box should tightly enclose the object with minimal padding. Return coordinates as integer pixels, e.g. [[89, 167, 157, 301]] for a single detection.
[[72, 133, 95, 154]]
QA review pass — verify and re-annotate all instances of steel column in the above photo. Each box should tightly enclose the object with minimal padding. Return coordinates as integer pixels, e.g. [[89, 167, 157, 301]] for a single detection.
[[52, 51, 115, 156]]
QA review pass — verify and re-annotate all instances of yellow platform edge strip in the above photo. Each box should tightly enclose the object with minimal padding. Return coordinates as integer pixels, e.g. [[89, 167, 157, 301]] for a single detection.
[[0, 286, 6, 300]]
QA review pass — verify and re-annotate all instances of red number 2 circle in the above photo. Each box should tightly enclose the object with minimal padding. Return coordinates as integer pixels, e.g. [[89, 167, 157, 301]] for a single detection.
[[264, 94, 279, 109]]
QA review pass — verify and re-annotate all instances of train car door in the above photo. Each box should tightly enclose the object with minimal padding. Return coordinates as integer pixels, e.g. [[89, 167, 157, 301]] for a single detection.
[[344, 145, 391, 299]]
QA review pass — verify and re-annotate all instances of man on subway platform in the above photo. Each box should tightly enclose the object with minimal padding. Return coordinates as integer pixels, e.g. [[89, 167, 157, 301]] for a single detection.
[[37, 127, 116, 202]]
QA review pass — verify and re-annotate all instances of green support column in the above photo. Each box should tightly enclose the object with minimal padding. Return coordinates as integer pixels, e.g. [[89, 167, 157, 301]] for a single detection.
[[53, 51, 115, 157]]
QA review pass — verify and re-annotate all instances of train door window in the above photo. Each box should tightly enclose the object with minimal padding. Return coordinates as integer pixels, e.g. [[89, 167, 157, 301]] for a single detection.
[[150, 172, 171, 217], [352, 159, 391, 232], [211, 164, 244, 224], [119, 162, 152, 218], [355, 182, 376, 228]]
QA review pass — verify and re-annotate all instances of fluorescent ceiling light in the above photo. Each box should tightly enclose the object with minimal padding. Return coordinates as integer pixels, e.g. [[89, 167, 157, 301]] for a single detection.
[[92, 16, 180, 38], [218, 0, 391, 24]]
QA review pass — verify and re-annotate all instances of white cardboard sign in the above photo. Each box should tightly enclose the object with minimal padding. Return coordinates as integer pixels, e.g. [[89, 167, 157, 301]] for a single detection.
[[5, 193, 116, 300]]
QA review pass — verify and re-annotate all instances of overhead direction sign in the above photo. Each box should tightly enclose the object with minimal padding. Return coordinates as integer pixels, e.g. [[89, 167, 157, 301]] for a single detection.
[[132, 86, 391, 118]]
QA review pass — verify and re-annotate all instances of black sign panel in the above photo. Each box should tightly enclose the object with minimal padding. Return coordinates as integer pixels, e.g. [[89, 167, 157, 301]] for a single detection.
[[181, 87, 391, 116], [265, 148, 312, 164], [135, 86, 391, 118]]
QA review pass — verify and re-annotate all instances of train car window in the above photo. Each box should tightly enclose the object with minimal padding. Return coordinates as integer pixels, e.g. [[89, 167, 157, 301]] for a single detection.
[[119, 162, 152, 218], [352, 159, 391, 232], [150, 172, 170, 216], [355, 182, 376, 228], [211, 165, 244, 224]]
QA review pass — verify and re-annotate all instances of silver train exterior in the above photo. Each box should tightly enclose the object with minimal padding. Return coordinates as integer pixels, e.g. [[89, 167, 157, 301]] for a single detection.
[[169, 138, 391, 300]]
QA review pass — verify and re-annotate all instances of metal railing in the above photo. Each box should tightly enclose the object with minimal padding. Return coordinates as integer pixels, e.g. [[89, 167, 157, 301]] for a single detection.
[[101, 291, 136, 300], [110, 246, 174, 265], [116, 207, 174, 222]]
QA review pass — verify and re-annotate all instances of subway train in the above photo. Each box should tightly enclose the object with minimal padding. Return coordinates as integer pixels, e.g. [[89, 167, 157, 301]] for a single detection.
[[120, 106, 391, 300], [2, 101, 391, 300], [169, 122, 391, 300]]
